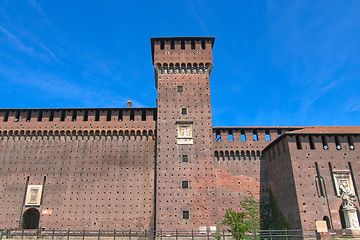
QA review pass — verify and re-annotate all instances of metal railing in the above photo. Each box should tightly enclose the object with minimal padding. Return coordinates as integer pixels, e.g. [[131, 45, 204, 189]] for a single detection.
[[0, 229, 319, 240]]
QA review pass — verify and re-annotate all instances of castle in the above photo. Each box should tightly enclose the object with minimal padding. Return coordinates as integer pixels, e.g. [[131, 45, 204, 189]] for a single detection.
[[0, 37, 359, 233]]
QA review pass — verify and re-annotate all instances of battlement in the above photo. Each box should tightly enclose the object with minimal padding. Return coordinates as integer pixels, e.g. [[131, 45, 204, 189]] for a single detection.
[[0, 108, 157, 131]]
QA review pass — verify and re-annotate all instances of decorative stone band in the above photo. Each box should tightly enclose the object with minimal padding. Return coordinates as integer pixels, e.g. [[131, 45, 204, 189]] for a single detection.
[[155, 62, 212, 75]]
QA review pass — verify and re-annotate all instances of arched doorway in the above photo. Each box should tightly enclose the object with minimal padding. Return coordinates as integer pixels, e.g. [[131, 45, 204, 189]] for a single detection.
[[23, 208, 40, 229], [323, 216, 331, 229]]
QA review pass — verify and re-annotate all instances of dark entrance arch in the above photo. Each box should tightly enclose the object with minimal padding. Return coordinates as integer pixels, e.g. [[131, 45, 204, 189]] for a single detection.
[[23, 208, 40, 229], [323, 216, 331, 229]]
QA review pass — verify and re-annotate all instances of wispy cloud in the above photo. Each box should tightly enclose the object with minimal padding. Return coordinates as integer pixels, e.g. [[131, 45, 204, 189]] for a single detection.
[[0, 26, 34, 55]]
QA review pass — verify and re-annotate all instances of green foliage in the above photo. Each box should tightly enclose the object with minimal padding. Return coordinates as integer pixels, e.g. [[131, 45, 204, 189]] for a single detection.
[[214, 224, 221, 240], [222, 192, 260, 240]]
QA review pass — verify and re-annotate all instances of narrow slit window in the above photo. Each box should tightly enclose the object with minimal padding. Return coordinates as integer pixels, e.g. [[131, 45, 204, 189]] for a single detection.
[[118, 110, 123, 121], [216, 130, 221, 142], [153, 111, 157, 121], [49, 111, 54, 122], [95, 110, 100, 121], [130, 110, 134, 121], [37, 111, 43, 122], [309, 136, 315, 149], [228, 130, 234, 141], [60, 111, 65, 122], [322, 136, 329, 150], [296, 136, 302, 150], [253, 130, 258, 141], [241, 131, 246, 141], [15, 111, 20, 122], [181, 181, 189, 189], [27, 111, 32, 122], [335, 136, 341, 150], [106, 110, 112, 121], [183, 210, 189, 220], [171, 41, 175, 50], [181, 40, 185, 49], [141, 110, 146, 121], [3, 111, 9, 122], [83, 111, 88, 121], [265, 130, 271, 141], [72, 111, 77, 122], [160, 40, 165, 50], [201, 40, 206, 49], [182, 155, 188, 162], [191, 40, 195, 49]]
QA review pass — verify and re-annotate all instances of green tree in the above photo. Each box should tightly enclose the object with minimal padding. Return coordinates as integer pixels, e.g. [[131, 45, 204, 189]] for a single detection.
[[222, 192, 260, 240]]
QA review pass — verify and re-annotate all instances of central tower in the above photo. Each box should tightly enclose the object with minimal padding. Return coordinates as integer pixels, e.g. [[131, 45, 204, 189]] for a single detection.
[[152, 37, 217, 231]]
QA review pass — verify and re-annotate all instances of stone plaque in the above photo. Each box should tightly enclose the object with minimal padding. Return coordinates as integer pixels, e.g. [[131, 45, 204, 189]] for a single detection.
[[176, 122, 193, 145], [316, 221, 328, 233], [25, 185, 43, 206]]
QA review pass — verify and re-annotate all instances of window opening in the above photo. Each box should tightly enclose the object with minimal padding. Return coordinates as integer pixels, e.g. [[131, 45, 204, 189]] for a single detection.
[[106, 110, 112, 121], [265, 130, 271, 141], [95, 110, 100, 121], [181, 107, 187, 115], [177, 86, 183, 93], [153, 111, 157, 121], [335, 136, 341, 150], [160, 40, 165, 50], [181, 40, 185, 49], [141, 110, 146, 121], [83, 111, 88, 121], [183, 210, 189, 219], [322, 136, 329, 150], [309, 136, 315, 149], [72, 111, 77, 122], [182, 181, 189, 189], [26, 111, 32, 122], [22, 208, 40, 229], [201, 40, 206, 49], [348, 136, 355, 150], [60, 111, 65, 121], [191, 40, 195, 49], [49, 111, 54, 122], [277, 129, 282, 136], [130, 110, 134, 121], [37, 111, 43, 122], [171, 41, 175, 50], [3, 111, 9, 122], [182, 155, 189, 162], [253, 130, 258, 141], [216, 130, 221, 142], [241, 131, 246, 141], [118, 110, 123, 121], [228, 130, 234, 141], [296, 136, 302, 150], [15, 110, 20, 122]]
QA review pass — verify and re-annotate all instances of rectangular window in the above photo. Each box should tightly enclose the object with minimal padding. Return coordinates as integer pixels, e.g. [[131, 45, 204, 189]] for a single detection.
[[322, 136, 329, 150], [177, 86, 183, 93], [118, 110, 123, 121], [95, 110, 100, 121], [27, 111, 32, 122], [60, 111, 66, 121], [216, 130, 221, 142], [37, 111, 43, 122], [72, 110, 77, 122], [106, 110, 112, 121], [141, 110, 146, 121], [181, 40, 185, 49], [3, 111, 9, 122], [191, 40, 195, 49], [201, 40, 206, 49], [253, 130, 258, 141], [265, 130, 271, 141], [130, 110, 134, 121], [309, 136, 315, 149], [160, 40, 165, 50], [348, 136, 355, 150], [296, 136, 302, 150], [183, 210, 189, 219], [335, 136, 342, 150], [171, 41, 175, 50], [277, 130, 282, 136], [83, 110, 88, 121], [15, 111, 20, 122], [182, 181, 189, 189], [49, 111, 54, 122], [182, 155, 189, 162], [228, 130, 234, 141], [241, 131, 246, 141], [181, 107, 187, 115]]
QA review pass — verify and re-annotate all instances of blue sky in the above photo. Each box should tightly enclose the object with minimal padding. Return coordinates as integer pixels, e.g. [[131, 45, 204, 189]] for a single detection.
[[0, 1, 359, 127]]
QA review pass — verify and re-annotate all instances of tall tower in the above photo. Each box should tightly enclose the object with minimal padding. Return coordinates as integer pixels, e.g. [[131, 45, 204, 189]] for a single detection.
[[152, 37, 216, 231]]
